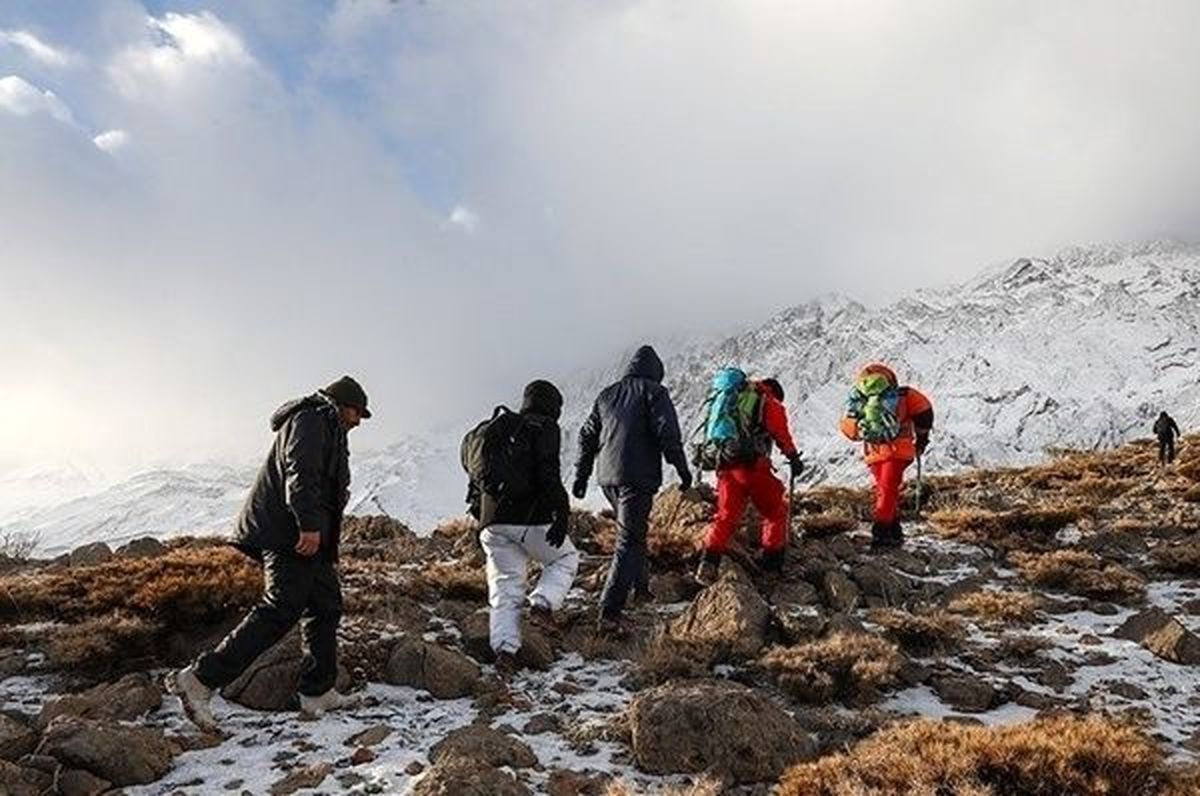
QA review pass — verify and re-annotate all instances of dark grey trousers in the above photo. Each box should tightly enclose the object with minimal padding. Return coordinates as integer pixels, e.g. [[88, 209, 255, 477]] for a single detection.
[[195, 551, 342, 697], [599, 486, 655, 619]]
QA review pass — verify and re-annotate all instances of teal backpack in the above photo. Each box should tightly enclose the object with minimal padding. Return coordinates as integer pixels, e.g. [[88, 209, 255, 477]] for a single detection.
[[691, 367, 767, 471]]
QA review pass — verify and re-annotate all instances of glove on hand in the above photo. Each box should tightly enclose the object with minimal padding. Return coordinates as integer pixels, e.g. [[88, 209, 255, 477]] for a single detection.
[[916, 433, 930, 456], [677, 467, 693, 492], [571, 477, 588, 500], [787, 452, 804, 479], [547, 515, 569, 548]]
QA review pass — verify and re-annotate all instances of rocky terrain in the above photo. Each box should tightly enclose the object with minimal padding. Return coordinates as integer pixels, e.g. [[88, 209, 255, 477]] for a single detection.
[[3, 434, 1200, 793]]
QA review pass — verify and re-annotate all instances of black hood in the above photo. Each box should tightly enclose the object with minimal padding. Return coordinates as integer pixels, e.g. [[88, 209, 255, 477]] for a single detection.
[[269, 394, 335, 432], [624, 345, 664, 383], [521, 380, 563, 420]]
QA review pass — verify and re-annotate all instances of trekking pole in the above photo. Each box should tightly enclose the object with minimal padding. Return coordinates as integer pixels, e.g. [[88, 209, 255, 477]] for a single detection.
[[914, 453, 924, 520], [787, 469, 798, 544]]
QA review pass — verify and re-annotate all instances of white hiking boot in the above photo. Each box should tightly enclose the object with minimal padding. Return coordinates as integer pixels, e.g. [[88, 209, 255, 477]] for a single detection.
[[299, 688, 361, 719], [169, 665, 218, 733]]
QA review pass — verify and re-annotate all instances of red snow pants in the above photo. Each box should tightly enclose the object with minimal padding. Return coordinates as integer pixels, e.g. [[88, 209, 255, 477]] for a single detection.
[[869, 458, 910, 523], [704, 459, 788, 554]]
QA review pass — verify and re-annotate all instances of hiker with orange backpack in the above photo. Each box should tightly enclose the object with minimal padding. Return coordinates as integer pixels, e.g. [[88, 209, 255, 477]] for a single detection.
[[839, 364, 934, 550], [693, 369, 803, 585]]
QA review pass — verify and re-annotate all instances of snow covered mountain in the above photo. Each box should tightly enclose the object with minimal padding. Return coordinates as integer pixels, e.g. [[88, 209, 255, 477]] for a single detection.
[[5, 241, 1199, 555]]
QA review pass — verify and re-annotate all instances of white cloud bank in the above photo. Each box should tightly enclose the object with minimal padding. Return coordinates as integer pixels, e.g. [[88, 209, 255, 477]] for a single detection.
[[0, 75, 72, 123], [0, 29, 78, 68]]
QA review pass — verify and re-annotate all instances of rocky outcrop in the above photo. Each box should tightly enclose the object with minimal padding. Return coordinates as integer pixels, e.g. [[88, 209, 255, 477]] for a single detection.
[[384, 635, 480, 699], [1115, 608, 1200, 665], [666, 566, 770, 660], [36, 716, 177, 786], [221, 628, 351, 710], [38, 672, 162, 728]]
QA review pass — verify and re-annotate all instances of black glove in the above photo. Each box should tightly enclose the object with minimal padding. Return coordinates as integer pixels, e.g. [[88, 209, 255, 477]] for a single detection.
[[787, 452, 804, 479], [571, 477, 588, 500], [547, 515, 568, 548], [916, 433, 930, 456], [677, 467, 693, 492]]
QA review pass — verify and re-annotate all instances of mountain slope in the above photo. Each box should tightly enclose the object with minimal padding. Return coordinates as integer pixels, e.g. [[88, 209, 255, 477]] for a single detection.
[[6, 241, 1199, 554]]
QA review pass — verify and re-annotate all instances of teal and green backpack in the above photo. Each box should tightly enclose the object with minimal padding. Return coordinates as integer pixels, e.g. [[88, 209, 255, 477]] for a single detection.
[[691, 367, 768, 470]]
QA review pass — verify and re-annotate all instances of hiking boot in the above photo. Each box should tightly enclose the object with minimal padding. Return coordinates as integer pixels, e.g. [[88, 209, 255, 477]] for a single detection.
[[759, 548, 785, 574], [869, 521, 902, 551], [494, 651, 521, 678], [631, 585, 655, 606], [595, 613, 629, 639], [299, 688, 361, 719], [168, 665, 218, 733], [694, 552, 721, 586], [528, 597, 555, 628]]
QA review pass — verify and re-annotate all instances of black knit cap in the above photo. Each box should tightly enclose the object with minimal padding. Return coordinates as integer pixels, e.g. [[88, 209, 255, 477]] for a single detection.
[[521, 379, 563, 420], [322, 375, 372, 418]]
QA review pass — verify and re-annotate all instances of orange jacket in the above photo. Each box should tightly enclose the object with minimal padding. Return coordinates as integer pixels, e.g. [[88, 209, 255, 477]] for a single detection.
[[839, 365, 933, 465]]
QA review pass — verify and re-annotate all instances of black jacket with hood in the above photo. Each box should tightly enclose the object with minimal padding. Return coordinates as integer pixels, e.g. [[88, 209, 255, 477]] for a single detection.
[[232, 393, 351, 561], [1154, 414, 1181, 440], [473, 381, 571, 530], [574, 345, 690, 492]]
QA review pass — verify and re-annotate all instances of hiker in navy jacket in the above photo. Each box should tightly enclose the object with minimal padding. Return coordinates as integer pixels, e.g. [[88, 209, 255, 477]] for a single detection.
[[574, 345, 691, 633]]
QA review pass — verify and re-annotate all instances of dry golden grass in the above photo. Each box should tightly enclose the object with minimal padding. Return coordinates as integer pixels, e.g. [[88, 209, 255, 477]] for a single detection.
[[605, 778, 721, 796], [798, 512, 858, 537], [632, 634, 714, 687], [760, 632, 902, 705], [1176, 460, 1200, 483], [1010, 550, 1145, 603], [929, 505, 1084, 550], [867, 608, 966, 655], [947, 589, 1040, 625], [1183, 485, 1200, 504], [1151, 540, 1200, 574], [996, 633, 1053, 661], [44, 612, 159, 671], [0, 544, 260, 625], [647, 486, 712, 560], [776, 714, 1171, 796], [431, 515, 477, 541], [411, 558, 488, 602]]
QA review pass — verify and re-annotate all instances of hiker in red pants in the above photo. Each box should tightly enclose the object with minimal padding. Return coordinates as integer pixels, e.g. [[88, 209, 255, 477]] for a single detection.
[[840, 363, 934, 550], [695, 375, 803, 585]]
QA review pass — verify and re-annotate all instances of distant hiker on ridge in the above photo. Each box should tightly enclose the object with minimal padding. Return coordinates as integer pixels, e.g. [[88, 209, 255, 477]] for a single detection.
[[573, 345, 692, 634], [1154, 411, 1182, 466], [693, 369, 802, 585], [171, 376, 371, 732], [462, 380, 579, 675], [840, 364, 933, 550]]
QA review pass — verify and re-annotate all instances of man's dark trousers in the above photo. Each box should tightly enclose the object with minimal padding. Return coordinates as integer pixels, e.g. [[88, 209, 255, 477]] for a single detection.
[[1160, 436, 1177, 465], [195, 551, 341, 697], [599, 486, 655, 619]]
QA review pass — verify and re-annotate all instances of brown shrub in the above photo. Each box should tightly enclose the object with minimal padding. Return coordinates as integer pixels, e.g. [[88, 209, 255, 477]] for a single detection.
[[1177, 460, 1200, 483], [929, 505, 1083, 550], [605, 778, 721, 796], [798, 512, 858, 537], [760, 633, 902, 705], [776, 715, 1170, 796], [996, 633, 1052, 661], [1182, 485, 1200, 504], [948, 590, 1040, 625], [631, 634, 714, 688], [1010, 550, 1145, 603], [648, 486, 712, 560], [867, 608, 966, 655], [431, 515, 476, 541], [411, 558, 487, 602], [0, 544, 260, 625], [1151, 541, 1200, 574], [44, 612, 160, 672]]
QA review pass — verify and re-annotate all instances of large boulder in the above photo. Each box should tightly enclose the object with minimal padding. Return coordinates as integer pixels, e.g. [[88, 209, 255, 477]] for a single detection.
[[38, 672, 162, 729], [1115, 607, 1200, 665], [666, 566, 770, 660], [429, 724, 537, 769], [0, 714, 37, 761], [931, 673, 999, 713], [384, 635, 480, 699], [628, 680, 816, 784], [68, 543, 113, 568], [115, 537, 168, 559], [0, 761, 52, 796], [821, 569, 860, 613], [410, 756, 530, 796], [36, 716, 177, 786], [221, 628, 351, 710], [459, 610, 554, 669]]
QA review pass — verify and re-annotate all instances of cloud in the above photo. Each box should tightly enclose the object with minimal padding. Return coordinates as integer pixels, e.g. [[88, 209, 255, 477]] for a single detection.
[[446, 204, 479, 233], [108, 11, 254, 98], [0, 75, 72, 123], [92, 128, 129, 152], [0, 29, 78, 67]]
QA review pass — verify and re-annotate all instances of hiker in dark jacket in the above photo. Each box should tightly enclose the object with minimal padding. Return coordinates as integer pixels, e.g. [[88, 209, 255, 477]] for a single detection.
[[170, 376, 370, 732], [472, 380, 578, 673], [573, 345, 691, 632], [1154, 411, 1182, 465]]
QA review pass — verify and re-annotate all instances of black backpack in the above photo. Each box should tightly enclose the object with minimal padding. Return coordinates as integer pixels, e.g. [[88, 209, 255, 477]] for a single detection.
[[461, 406, 535, 500]]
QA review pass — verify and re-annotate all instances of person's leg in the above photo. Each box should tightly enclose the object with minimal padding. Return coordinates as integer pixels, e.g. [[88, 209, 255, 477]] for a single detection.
[[298, 560, 342, 697], [1168, 437, 1177, 464], [1160, 437, 1169, 465], [480, 525, 528, 656], [526, 525, 581, 612], [195, 552, 313, 689], [704, 469, 749, 556], [599, 488, 654, 619], [747, 462, 788, 569]]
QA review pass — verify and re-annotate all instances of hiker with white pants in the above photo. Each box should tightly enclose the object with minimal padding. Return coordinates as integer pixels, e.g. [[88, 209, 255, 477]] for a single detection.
[[462, 380, 579, 673], [480, 523, 579, 656]]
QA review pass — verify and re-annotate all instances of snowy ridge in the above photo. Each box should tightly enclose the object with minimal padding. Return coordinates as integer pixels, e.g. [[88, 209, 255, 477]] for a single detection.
[[5, 241, 1199, 555]]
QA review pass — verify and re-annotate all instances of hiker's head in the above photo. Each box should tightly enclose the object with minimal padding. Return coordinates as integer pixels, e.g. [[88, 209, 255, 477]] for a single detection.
[[856, 363, 897, 395], [321, 375, 371, 430], [522, 379, 563, 420], [626, 345, 665, 383], [760, 378, 784, 402]]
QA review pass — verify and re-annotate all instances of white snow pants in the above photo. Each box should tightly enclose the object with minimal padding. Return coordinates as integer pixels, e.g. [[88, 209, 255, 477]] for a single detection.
[[479, 523, 580, 655]]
